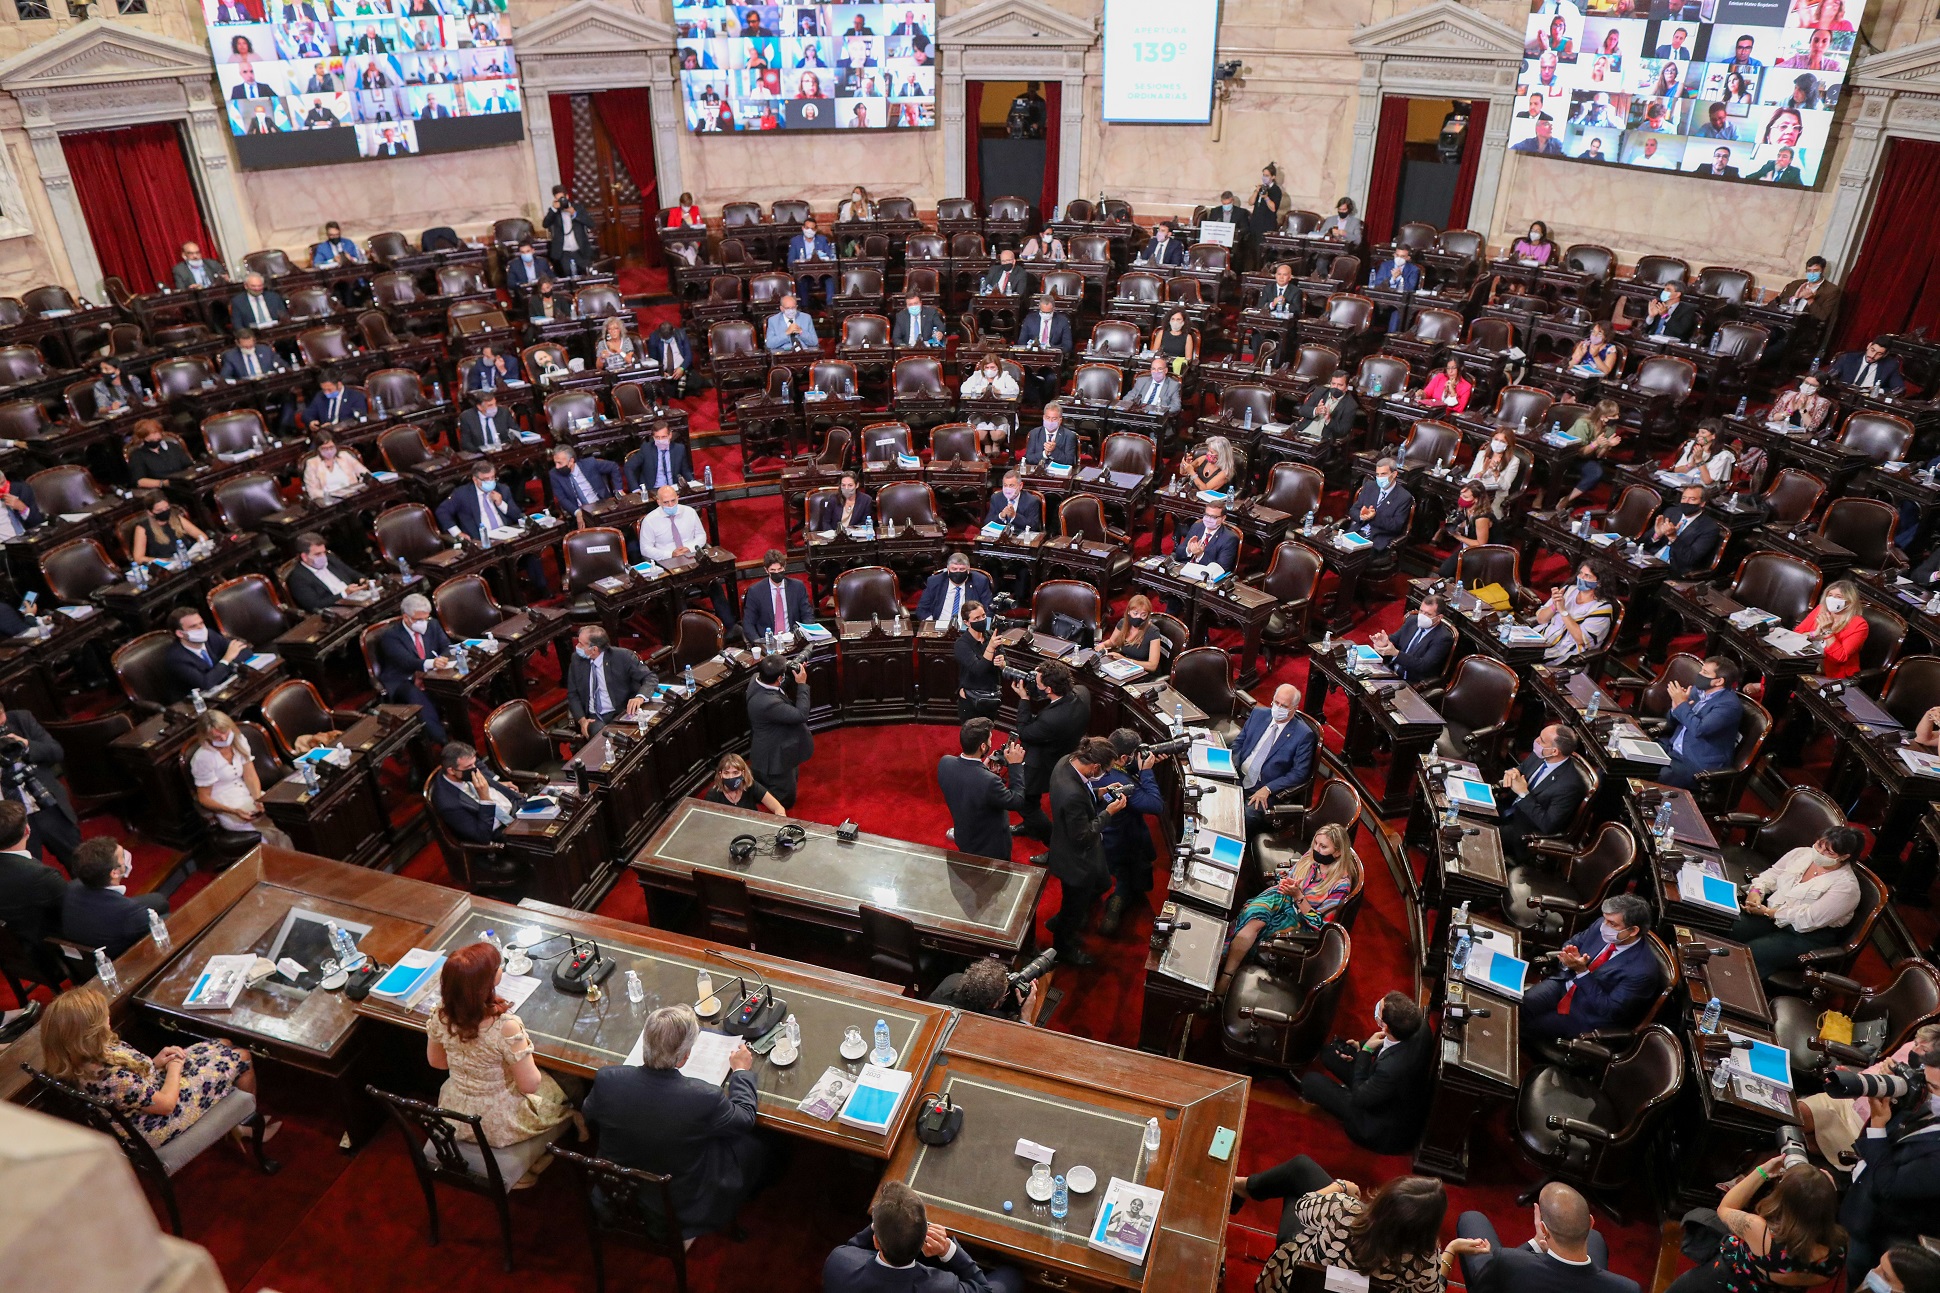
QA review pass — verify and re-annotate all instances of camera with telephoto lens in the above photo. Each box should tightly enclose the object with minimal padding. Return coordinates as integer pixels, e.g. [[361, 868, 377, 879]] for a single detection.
[[1138, 734, 1194, 760], [1775, 1125, 1810, 1172], [990, 592, 1017, 616], [1824, 1058, 1932, 1103], [1001, 664, 1035, 685], [0, 733, 55, 812]]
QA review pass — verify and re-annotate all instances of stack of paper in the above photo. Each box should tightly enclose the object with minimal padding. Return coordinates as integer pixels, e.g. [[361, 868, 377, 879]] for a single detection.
[[1464, 946, 1529, 1000], [368, 948, 445, 1003], [1187, 743, 1235, 779], [837, 1064, 913, 1133], [184, 954, 258, 1010], [1678, 864, 1740, 913], [1088, 1177, 1164, 1264]]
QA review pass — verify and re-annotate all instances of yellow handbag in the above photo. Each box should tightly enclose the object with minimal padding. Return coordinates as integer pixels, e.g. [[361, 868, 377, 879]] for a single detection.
[[1470, 582, 1512, 612], [1817, 1010, 1854, 1046]]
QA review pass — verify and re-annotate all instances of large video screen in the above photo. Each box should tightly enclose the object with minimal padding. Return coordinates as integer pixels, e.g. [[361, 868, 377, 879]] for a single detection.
[[674, 4, 935, 132], [202, 0, 525, 170], [1101, 0, 1221, 125], [1508, 0, 1860, 189]]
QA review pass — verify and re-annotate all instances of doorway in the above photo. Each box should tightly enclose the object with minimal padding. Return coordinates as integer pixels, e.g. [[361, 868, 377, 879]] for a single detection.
[[555, 90, 656, 265], [966, 79, 1053, 212]]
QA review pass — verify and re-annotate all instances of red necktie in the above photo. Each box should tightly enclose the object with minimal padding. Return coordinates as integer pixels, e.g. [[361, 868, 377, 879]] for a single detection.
[[410, 627, 426, 660], [1556, 942, 1615, 1015]]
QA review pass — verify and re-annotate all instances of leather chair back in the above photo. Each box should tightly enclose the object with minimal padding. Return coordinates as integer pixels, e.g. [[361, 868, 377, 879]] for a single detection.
[[1729, 552, 1821, 624], [706, 274, 741, 306], [1857, 601, 1908, 682], [545, 390, 600, 433], [1263, 464, 1324, 519], [716, 238, 753, 267], [261, 679, 338, 756], [1260, 541, 1323, 604], [906, 233, 947, 261], [1636, 355, 1696, 402], [1762, 469, 1825, 527], [43, 713, 135, 814], [1170, 646, 1236, 724], [1400, 420, 1462, 472], [611, 382, 658, 419], [1438, 229, 1484, 260], [1492, 385, 1554, 429], [1072, 363, 1122, 403], [1454, 543, 1520, 593], [1713, 321, 1768, 365], [861, 422, 911, 464], [366, 368, 424, 411], [859, 905, 928, 993], [950, 233, 987, 258], [1407, 308, 1464, 345], [357, 310, 400, 349], [1354, 355, 1409, 398], [1116, 271, 1163, 304], [40, 538, 120, 604], [1749, 788, 1846, 862], [986, 196, 1030, 223], [1839, 412, 1914, 466], [375, 503, 445, 565], [1467, 318, 1516, 351], [861, 234, 890, 258], [1322, 294, 1372, 333], [1324, 255, 1361, 286], [23, 285, 77, 315], [521, 342, 570, 379], [1694, 266, 1755, 303], [378, 425, 438, 473], [111, 631, 177, 712], [0, 345, 47, 387], [1391, 222, 1437, 251], [749, 273, 793, 308], [1443, 656, 1519, 744], [877, 197, 916, 221], [433, 574, 508, 638], [1819, 497, 1896, 568], [904, 266, 942, 296], [1290, 346, 1340, 382], [208, 574, 294, 647], [1030, 580, 1101, 637], [575, 285, 625, 319], [670, 610, 724, 669], [204, 409, 270, 456], [815, 426, 853, 467], [1100, 432, 1155, 476], [1062, 199, 1096, 222], [812, 361, 857, 394], [1039, 271, 1084, 303], [297, 326, 353, 366], [930, 424, 981, 463], [840, 314, 890, 349], [1881, 656, 1940, 729], [564, 527, 629, 595], [1150, 612, 1189, 662], [708, 321, 758, 358], [893, 356, 945, 398], [1601, 490, 1663, 547], [1166, 278, 1204, 305], [213, 472, 286, 532], [1638, 653, 1706, 720], [29, 465, 108, 515], [839, 268, 883, 298], [1220, 922, 1351, 1069], [877, 481, 938, 527], [371, 271, 422, 308], [1058, 494, 1111, 542], [834, 565, 901, 620], [287, 287, 335, 320], [1869, 961, 1940, 1047], [1559, 244, 1614, 280], [721, 202, 762, 230], [152, 356, 216, 398], [1563, 823, 1638, 907], [484, 699, 558, 781], [1633, 256, 1689, 286], [1221, 384, 1276, 426], [0, 398, 53, 440], [1089, 319, 1140, 356], [492, 217, 534, 246], [1278, 210, 1319, 236], [1187, 243, 1229, 271]]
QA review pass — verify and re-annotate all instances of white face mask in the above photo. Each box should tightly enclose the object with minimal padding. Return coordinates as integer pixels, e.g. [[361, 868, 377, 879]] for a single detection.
[[212, 733, 233, 749], [1826, 596, 1847, 613], [1270, 704, 1290, 722], [184, 627, 209, 644], [1417, 612, 1435, 631], [1490, 439, 1507, 453], [408, 618, 427, 635]]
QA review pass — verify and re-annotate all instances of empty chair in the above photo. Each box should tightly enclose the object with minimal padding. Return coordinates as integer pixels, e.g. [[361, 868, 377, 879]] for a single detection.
[[1515, 1025, 1683, 1208], [1254, 541, 1326, 652], [859, 904, 936, 995], [1170, 646, 1240, 740], [1030, 580, 1102, 643], [834, 566, 902, 620], [1771, 958, 1940, 1083], [1504, 823, 1639, 944], [877, 482, 939, 528], [261, 679, 365, 757], [484, 699, 570, 786], [1431, 656, 1520, 765], [546, 1146, 690, 1293], [1729, 552, 1822, 625], [1220, 923, 1351, 1070], [208, 574, 297, 648]]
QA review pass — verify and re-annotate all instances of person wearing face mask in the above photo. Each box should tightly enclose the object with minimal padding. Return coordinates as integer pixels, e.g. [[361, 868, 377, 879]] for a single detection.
[[1016, 302, 1072, 403], [1651, 484, 1725, 576], [566, 625, 655, 737], [1727, 823, 1865, 981], [748, 655, 814, 809], [703, 752, 785, 815], [1519, 894, 1664, 1040], [302, 432, 371, 501], [1121, 354, 1182, 415], [1042, 735, 1125, 967], [547, 443, 624, 527], [227, 272, 288, 331], [163, 607, 249, 703], [1152, 307, 1198, 377], [132, 496, 208, 569], [171, 241, 228, 291], [1230, 683, 1318, 834], [286, 532, 372, 612], [961, 356, 1019, 403], [1021, 403, 1080, 469], [1138, 220, 1185, 267], [504, 236, 554, 306], [1172, 500, 1238, 574], [1297, 372, 1360, 455], [1793, 579, 1867, 680], [1099, 594, 1165, 674], [1370, 247, 1422, 331], [1370, 594, 1455, 684], [1436, 484, 1492, 577], [0, 700, 77, 866], [1830, 339, 1907, 395], [1534, 565, 1614, 665], [430, 740, 523, 846], [90, 358, 146, 418], [457, 388, 523, 470], [126, 418, 196, 488], [1419, 358, 1472, 413], [63, 836, 169, 961], [741, 548, 813, 642], [646, 322, 696, 398], [1669, 421, 1738, 488], [917, 551, 993, 625], [952, 603, 1005, 719], [1510, 221, 1556, 268], [1660, 655, 1744, 789], [1454, 1182, 1638, 1293], [189, 711, 292, 849], [979, 247, 1025, 301], [787, 217, 837, 307], [1568, 324, 1620, 377], [1495, 724, 1587, 860], [1011, 662, 1091, 845], [1840, 1054, 1940, 1286], [1465, 429, 1522, 518], [1767, 377, 1833, 432], [811, 470, 873, 533], [624, 422, 696, 493], [938, 717, 1026, 860], [985, 468, 1044, 532], [763, 292, 820, 353], [375, 593, 454, 744], [302, 371, 371, 429], [1639, 281, 1700, 341], [1019, 229, 1067, 262], [1779, 256, 1842, 325], [1857, 1245, 1940, 1293], [1298, 989, 1435, 1155], [437, 461, 551, 595], [1092, 728, 1168, 936], [1217, 820, 1355, 995], [543, 196, 599, 278], [1348, 458, 1414, 550], [890, 289, 944, 348]]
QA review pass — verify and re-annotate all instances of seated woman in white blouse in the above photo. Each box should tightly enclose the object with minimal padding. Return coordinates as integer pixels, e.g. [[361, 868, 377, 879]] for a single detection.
[[189, 711, 293, 850], [1667, 420, 1736, 488], [1463, 430, 1521, 518], [303, 434, 370, 501], [1729, 825, 1865, 983], [960, 357, 1019, 401]]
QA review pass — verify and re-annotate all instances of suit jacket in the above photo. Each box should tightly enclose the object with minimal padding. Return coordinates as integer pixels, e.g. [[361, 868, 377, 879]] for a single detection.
[[458, 405, 519, 452], [0, 602, 32, 637], [0, 849, 65, 947], [549, 457, 623, 513], [1140, 236, 1186, 267], [979, 264, 1026, 299], [584, 1065, 762, 1237], [1643, 300, 1700, 341], [1829, 350, 1906, 394], [375, 618, 451, 694], [164, 635, 240, 702], [1333, 1025, 1435, 1154], [1046, 756, 1109, 888], [1469, 1242, 1641, 1293], [1298, 389, 1359, 446], [1660, 510, 1723, 576], [1123, 374, 1182, 414], [742, 577, 814, 639], [916, 570, 993, 621], [0, 709, 71, 823], [1386, 616, 1454, 684], [1779, 278, 1841, 325], [1258, 281, 1298, 313], [1840, 1109, 1940, 1268], [1349, 480, 1414, 549], [1372, 259, 1423, 293], [219, 345, 283, 381], [985, 490, 1042, 531], [505, 254, 553, 292], [1022, 423, 1079, 468], [764, 310, 819, 352], [747, 676, 814, 781], [303, 386, 369, 426], [822, 1225, 1002, 1293], [1231, 706, 1316, 796], [647, 328, 694, 373], [543, 214, 598, 271], [1532, 925, 1665, 1034], [287, 553, 366, 612], [0, 482, 42, 532], [1496, 754, 1586, 836], [229, 288, 289, 327], [312, 237, 362, 266], [171, 260, 228, 290], [566, 648, 656, 724], [436, 482, 517, 537], [811, 491, 873, 533], [1173, 517, 1238, 572], [624, 441, 695, 490], [891, 306, 945, 347], [1015, 687, 1090, 799], [462, 355, 520, 392], [786, 233, 836, 268], [938, 754, 1025, 862], [1663, 686, 1742, 773], [429, 767, 521, 844], [63, 884, 168, 960], [1016, 311, 1072, 353]]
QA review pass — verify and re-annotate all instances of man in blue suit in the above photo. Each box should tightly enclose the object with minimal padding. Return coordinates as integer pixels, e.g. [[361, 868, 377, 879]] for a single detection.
[[435, 461, 548, 594], [624, 421, 695, 491], [741, 548, 814, 640], [547, 443, 623, 525], [163, 607, 249, 703], [429, 742, 523, 845], [787, 215, 837, 306], [1659, 656, 1743, 790], [1370, 245, 1422, 330], [1369, 592, 1455, 683], [1495, 724, 1588, 861], [985, 471, 1042, 530], [1015, 299, 1072, 403], [302, 370, 368, 427], [764, 294, 819, 352], [1521, 895, 1664, 1040], [1020, 402, 1080, 469], [504, 237, 553, 304], [462, 344, 520, 393], [1232, 683, 1317, 831], [1348, 458, 1414, 549], [0, 469, 45, 538], [1828, 339, 1907, 395], [646, 321, 696, 398], [219, 330, 284, 381], [1172, 500, 1239, 573], [823, 1180, 1023, 1293], [375, 593, 453, 744], [1139, 220, 1186, 266], [916, 551, 993, 623], [62, 838, 168, 960]]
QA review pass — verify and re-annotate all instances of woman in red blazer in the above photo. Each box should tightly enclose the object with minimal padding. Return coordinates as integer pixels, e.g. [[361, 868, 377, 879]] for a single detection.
[[1419, 358, 1473, 414], [1795, 579, 1867, 679], [665, 192, 704, 229]]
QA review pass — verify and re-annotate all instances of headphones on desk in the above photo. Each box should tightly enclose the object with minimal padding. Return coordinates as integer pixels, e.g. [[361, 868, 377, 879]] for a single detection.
[[775, 824, 807, 851], [728, 834, 758, 862]]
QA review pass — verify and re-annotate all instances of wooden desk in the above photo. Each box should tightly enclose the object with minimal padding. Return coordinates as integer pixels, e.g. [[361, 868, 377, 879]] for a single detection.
[[634, 799, 1045, 961], [1677, 1018, 1796, 1209], [273, 575, 424, 693], [888, 1012, 1247, 1293], [837, 618, 919, 722], [1128, 557, 1275, 688], [1302, 641, 1445, 815], [1141, 900, 1227, 1056], [1415, 912, 1522, 1181], [1674, 926, 1769, 1025]]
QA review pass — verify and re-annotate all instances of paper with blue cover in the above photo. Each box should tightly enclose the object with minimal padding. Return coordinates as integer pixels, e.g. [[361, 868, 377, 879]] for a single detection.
[[799, 622, 834, 642], [1726, 1032, 1794, 1089], [369, 948, 445, 1003], [836, 1063, 912, 1133], [1194, 831, 1245, 872], [1334, 530, 1374, 551], [1349, 644, 1384, 667], [1678, 863, 1740, 913], [1445, 775, 1499, 815], [1187, 743, 1235, 778], [1464, 946, 1528, 1000]]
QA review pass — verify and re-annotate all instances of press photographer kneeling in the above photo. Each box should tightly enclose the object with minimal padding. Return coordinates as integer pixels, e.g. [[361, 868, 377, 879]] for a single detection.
[[1834, 1042, 1940, 1281], [929, 949, 1056, 1020]]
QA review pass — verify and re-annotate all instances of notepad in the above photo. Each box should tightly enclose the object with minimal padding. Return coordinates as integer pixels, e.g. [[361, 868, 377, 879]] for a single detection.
[[1764, 627, 1812, 655], [799, 622, 833, 642], [1188, 743, 1235, 778], [1445, 776, 1498, 814], [1194, 831, 1246, 872], [1466, 946, 1529, 999], [1727, 1034, 1794, 1089], [1615, 737, 1672, 766], [1898, 747, 1940, 779], [837, 1064, 913, 1133], [1679, 863, 1740, 913]]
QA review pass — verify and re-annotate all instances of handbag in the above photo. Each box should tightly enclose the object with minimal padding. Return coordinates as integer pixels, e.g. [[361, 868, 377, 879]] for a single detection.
[[1050, 612, 1092, 647], [1679, 1208, 1730, 1263], [1817, 1009, 1854, 1048], [1470, 582, 1512, 612]]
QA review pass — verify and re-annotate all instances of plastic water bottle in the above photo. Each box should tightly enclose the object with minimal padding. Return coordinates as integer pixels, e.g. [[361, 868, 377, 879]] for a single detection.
[[1664, 826, 1676, 851], [1173, 699, 1185, 730], [1243, 405, 1254, 430], [1585, 691, 1600, 722], [147, 907, 171, 951], [1143, 1116, 1162, 1152], [785, 1013, 801, 1050], [372, 392, 385, 419], [1183, 810, 1198, 849], [696, 968, 713, 1006], [1321, 626, 1333, 651], [684, 664, 696, 692], [481, 928, 502, 953], [872, 1018, 894, 1065], [95, 948, 119, 994], [1698, 995, 1723, 1035], [1051, 1174, 1069, 1222], [625, 969, 644, 1003], [1713, 1052, 1732, 1094], [1451, 924, 1472, 973], [704, 464, 714, 488], [190, 688, 206, 714], [1653, 799, 1672, 838], [1303, 506, 1316, 531], [454, 644, 469, 676], [1454, 578, 1465, 600], [1735, 395, 1748, 417], [299, 759, 319, 790], [431, 380, 444, 404], [396, 555, 411, 577]]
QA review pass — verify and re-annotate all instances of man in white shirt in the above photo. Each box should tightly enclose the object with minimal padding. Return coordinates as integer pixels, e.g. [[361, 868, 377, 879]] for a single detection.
[[639, 484, 739, 632], [1730, 825, 1866, 981]]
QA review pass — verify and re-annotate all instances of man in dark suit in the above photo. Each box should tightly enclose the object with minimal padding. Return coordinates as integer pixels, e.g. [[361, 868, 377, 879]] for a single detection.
[[1829, 339, 1907, 395], [504, 238, 553, 302], [624, 422, 695, 492], [1697, 146, 1741, 179], [786, 216, 838, 306], [429, 742, 522, 844], [287, 532, 371, 612], [376, 594, 452, 743], [823, 1180, 1022, 1293], [437, 461, 548, 594], [938, 718, 1026, 862], [458, 387, 519, 455], [1842, 1119, 1940, 1284], [229, 273, 288, 330], [542, 195, 599, 277], [1496, 724, 1587, 859], [1521, 895, 1665, 1040], [1171, 500, 1239, 572], [171, 242, 227, 291], [1249, 262, 1300, 353], [1232, 683, 1316, 832], [1369, 592, 1455, 683], [163, 607, 248, 704], [1044, 736, 1124, 966], [646, 323, 696, 398], [1370, 245, 1423, 330], [891, 290, 946, 348], [566, 626, 655, 736], [372, 127, 409, 157], [219, 330, 283, 381], [0, 703, 78, 866], [1296, 372, 1359, 452], [985, 470, 1043, 531], [302, 370, 369, 427], [916, 552, 993, 623], [1650, 484, 1724, 576], [1456, 1182, 1638, 1293], [742, 549, 815, 642], [747, 656, 813, 808], [1020, 403, 1080, 468], [62, 837, 167, 961], [1348, 458, 1414, 550], [547, 443, 623, 525], [1120, 355, 1182, 415], [1640, 282, 1699, 341], [1015, 300, 1071, 403], [1139, 221, 1186, 267], [462, 344, 520, 393], [585, 1005, 776, 1241], [1011, 661, 1090, 845], [977, 248, 1025, 300], [0, 802, 61, 1015], [1660, 655, 1743, 790], [1298, 990, 1435, 1154]]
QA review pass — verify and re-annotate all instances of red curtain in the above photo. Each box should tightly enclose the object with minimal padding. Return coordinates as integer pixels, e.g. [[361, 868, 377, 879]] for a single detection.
[[549, 93, 576, 198], [592, 88, 662, 267], [1038, 80, 1061, 221], [964, 81, 984, 206], [62, 123, 217, 295], [1837, 138, 1940, 351], [1362, 96, 1412, 246], [1445, 100, 1489, 231]]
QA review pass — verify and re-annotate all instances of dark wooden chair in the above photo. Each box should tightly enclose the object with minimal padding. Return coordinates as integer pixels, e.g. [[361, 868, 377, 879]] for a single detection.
[[546, 1145, 689, 1293]]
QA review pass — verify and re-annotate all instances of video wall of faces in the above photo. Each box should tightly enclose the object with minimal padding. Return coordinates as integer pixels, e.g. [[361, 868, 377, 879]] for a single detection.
[[1509, 0, 1861, 189], [204, 0, 524, 169], [675, 3, 936, 133]]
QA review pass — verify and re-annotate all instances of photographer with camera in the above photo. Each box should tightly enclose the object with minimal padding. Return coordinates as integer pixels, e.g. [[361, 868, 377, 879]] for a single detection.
[[748, 656, 814, 811], [1095, 729, 1167, 937], [1043, 736, 1128, 967], [1011, 661, 1090, 845], [1838, 1043, 1940, 1282], [938, 718, 1026, 862], [0, 702, 78, 867], [1798, 1024, 1940, 1164], [928, 950, 1055, 1021], [955, 603, 1005, 720], [1672, 1153, 1845, 1293]]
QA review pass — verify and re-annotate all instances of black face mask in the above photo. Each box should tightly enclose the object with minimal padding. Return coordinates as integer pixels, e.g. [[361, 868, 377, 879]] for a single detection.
[[965, 619, 984, 636], [768, 571, 785, 585], [1127, 615, 1146, 627], [948, 570, 968, 585]]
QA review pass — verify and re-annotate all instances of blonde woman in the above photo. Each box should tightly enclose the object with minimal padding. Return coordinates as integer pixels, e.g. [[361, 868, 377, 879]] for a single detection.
[[1100, 594, 1164, 674], [1562, 399, 1623, 506], [1464, 428, 1522, 518], [189, 711, 293, 849], [1180, 435, 1234, 493], [1795, 579, 1866, 680], [837, 185, 874, 223], [1217, 822, 1356, 996], [702, 751, 785, 815], [594, 316, 641, 372], [40, 987, 265, 1150], [302, 432, 370, 501]]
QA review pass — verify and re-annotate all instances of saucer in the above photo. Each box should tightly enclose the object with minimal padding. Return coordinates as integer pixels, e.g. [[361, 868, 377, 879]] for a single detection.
[[1066, 1166, 1096, 1194], [1025, 1174, 1055, 1203], [696, 995, 722, 1018], [319, 968, 349, 991], [839, 1035, 869, 1060], [771, 1044, 799, 1067]]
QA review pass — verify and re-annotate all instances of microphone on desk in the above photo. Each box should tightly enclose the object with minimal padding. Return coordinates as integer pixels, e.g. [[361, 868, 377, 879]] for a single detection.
[[705, 949, 790, 1038]]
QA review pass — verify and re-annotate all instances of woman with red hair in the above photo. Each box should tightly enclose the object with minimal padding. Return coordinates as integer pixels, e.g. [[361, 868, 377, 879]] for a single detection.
[[426, 940, 581, 1176]]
